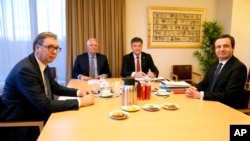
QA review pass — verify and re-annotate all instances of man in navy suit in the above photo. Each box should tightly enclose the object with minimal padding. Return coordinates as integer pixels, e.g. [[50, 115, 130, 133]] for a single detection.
[[121, 37, 159, 78], [185, 34, 247, 109], [0, 32, 95, 141], [72, 38, 111, 80]]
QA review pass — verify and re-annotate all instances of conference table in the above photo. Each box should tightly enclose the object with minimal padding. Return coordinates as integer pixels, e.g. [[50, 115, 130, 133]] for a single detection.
[[38, 78, 250, 141]]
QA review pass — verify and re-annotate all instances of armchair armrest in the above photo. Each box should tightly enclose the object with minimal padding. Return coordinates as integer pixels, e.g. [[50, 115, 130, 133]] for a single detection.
[[192, 72, 202, 82], [170, 73, 178, 81], [0, 121, 44, 132]]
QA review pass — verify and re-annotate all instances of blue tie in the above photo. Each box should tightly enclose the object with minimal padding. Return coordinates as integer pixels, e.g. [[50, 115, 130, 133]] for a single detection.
[[209, 63, 223, 92]]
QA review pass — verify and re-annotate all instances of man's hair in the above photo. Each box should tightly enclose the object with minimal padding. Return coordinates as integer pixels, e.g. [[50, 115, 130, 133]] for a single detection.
[[86, 38, 98, 46], [214, 34, 235, 48], [33, 32, 57, 51], [131, 37, 143, 45]]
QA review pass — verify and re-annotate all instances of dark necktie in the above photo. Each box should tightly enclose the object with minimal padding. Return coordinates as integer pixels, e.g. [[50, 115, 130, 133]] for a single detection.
[[136, 56, 140, 72], [44, 69, 52, 99], [209, 63, 223, 92], [89, 56, 95, 78]]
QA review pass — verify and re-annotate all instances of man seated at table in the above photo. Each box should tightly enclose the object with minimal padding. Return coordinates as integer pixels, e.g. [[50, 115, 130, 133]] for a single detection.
[[0, 32, 95, 141], [185, 34, 247, 109], [121, 37, 159, 78], [72, 38, 111, 80]]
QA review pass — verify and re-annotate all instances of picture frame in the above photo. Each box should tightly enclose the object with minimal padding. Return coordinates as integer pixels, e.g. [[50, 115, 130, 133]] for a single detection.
[[148, 6, 206, 48]]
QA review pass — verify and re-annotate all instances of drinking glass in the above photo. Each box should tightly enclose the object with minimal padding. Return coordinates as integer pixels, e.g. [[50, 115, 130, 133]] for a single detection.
[[91, 80, 100, 94]]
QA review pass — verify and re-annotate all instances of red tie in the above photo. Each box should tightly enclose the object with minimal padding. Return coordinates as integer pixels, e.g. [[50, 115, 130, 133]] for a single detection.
[[136, 56, 140, 72]]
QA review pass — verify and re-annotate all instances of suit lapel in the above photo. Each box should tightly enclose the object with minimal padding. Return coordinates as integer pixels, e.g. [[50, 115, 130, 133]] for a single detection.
[[29, 53, 44, 83], [84, 53, 90, 73], [129, 53, 135, 71], [96, 54, 100, 74], [216, 56, 235, 81], [30, 54, 53, 99], [141, 53, 146, 71]]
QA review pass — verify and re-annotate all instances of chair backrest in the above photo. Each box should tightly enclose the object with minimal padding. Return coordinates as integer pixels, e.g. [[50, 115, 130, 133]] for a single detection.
[[0, 93, 3, 111], [172, 65, 192, 80], [247, 68, 250, 83], [49, 67, 57, 81], [244, 89, 250, 108]]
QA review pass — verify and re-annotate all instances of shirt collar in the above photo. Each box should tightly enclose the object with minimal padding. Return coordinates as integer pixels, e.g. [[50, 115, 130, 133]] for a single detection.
[[35, 55, 47, 72], [88, 53, 96, 58], [219, 56, 231, 66], [133, 53, 141, 58]]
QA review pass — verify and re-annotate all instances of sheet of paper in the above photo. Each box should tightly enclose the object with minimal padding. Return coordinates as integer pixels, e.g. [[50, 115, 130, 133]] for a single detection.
[[161, 81, 190, 87], [135, 76, 166, 81]]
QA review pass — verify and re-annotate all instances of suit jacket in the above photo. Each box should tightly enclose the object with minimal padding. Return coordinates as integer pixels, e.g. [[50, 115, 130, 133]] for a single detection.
[[196, 55, 247, 108], [0, 53, 79, 122], [72, 53, 111, 78], [121, 52, 159, 77]]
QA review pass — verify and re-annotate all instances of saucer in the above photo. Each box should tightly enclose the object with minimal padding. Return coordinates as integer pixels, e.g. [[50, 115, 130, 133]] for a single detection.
[[122, 105, 140, 112], [155, 91, 171, 96], [109, 110, 129, 120], [162, 103, 179, 110], [143, 104, 160, 112], [99, 93, 113, 98]]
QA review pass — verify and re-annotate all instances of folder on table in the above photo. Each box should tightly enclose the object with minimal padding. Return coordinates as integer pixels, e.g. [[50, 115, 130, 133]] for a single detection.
[[161, 81, 190, 91]]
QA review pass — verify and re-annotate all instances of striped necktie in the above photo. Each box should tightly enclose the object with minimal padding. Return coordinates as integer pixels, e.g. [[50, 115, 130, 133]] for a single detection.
[[209, 63, 223, 92], [89, 55, 95, 78], [43, 69, 52, 99]]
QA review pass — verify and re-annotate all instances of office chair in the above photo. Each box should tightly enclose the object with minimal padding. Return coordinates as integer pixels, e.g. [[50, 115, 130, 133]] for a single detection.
[[0, 68, 57, 131], [0, 94, 44, 132], [170, 65, 202, 85], [238, 68, 250, 115], [49, 67, 57, 81], [49, 67, 60, 100], [237, 88, 250, 115]]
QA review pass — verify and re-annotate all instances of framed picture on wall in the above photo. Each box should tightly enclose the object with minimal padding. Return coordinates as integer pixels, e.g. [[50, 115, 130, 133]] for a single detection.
[[148, 6, 206, 48]]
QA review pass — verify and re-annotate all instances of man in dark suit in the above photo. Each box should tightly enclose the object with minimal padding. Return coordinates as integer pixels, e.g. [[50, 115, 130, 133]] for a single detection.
[[72, 38, 111, 80], [121, 37, 159, 78], [0, 32, 95, 141], [185, 34, 247, 109]]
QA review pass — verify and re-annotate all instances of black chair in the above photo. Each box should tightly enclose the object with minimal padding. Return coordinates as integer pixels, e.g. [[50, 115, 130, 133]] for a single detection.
[[0, 94, 44, 131], [49, 67, 57, 80], [238, 68, 250, 115]]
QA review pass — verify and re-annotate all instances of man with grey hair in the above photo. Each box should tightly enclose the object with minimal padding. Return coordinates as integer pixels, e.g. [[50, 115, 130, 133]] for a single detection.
[[72, 38, 111, 80]]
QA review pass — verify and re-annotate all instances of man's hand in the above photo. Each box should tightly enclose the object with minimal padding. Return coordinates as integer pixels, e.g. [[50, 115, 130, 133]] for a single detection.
[[80, 75, 91, 81], [185, 86, 201, 99], [134, 71, 146, 78], [78, 90, 91, 97], [79, 93, 95, 107], [147, 71, 155, 78]]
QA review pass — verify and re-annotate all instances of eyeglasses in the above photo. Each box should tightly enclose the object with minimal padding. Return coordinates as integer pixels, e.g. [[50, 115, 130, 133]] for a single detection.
[[40, 44, 62, 53]]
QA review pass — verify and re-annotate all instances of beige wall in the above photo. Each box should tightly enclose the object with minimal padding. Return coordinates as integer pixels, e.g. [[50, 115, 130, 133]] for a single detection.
[[126, 0, 250, 77], [231, 0, 250, 71]]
